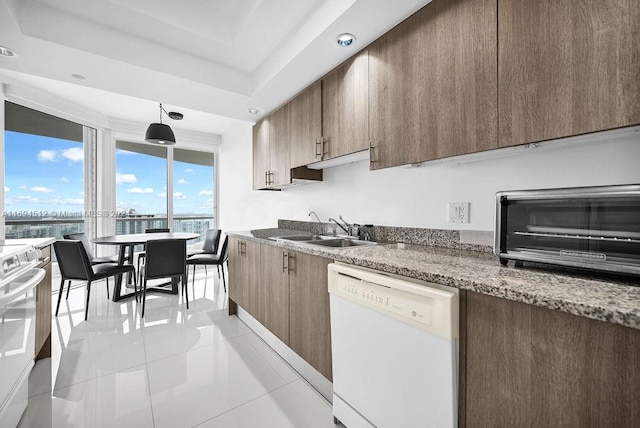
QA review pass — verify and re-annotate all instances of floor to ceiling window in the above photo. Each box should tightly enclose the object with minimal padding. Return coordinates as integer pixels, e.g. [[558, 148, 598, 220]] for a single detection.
[[172, 148, 215, 237], [3, 101, 95, 239], [115, 140, 168, 234]]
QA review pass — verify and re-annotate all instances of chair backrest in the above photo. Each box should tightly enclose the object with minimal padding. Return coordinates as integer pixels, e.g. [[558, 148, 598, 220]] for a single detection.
[[63, 232, 96, 259], [144, 239, 186, 280], [219, 235, 229, 262], [145, 228, 170, 233], [202, 229, 221, 254], [54, 240, 94, 281]]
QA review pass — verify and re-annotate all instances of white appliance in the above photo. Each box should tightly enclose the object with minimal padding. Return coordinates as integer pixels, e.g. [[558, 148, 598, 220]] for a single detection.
[[0, 244, 44, 428], [328, 263, 459, 428]]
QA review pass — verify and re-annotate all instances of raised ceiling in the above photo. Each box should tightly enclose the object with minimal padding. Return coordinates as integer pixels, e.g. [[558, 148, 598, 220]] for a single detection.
[[0, 0, 430, 135]]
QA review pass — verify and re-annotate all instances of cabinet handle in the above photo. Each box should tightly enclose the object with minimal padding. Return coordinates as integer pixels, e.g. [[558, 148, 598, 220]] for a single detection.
[[322, 138, 328, 156], [315, 138, 322, 158], [237, 241, 241, 256], [241, 242, 246, 255], [265, 170, 269, 186], [369, 142, 377, 169], [282, 251, 288, 273]]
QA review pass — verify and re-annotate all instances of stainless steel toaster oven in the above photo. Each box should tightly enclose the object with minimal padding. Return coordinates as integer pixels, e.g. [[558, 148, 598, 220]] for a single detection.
[[495, 184, 640, 276]]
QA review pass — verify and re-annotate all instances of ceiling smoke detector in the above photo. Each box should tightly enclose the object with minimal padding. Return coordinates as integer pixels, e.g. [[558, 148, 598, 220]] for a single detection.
[[336, 33, 355, 47], [0, 46, 17, 57]]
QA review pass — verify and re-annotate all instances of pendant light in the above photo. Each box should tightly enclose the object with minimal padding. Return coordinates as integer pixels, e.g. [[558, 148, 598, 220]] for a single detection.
[[145, 103, 177, 145]]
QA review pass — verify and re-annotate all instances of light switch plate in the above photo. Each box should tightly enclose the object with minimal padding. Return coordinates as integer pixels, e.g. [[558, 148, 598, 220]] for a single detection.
[[448, 202, 470, 223]]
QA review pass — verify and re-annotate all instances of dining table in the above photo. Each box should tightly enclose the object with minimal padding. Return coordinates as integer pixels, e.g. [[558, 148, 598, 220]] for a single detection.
[[93, 232, 200, 302]]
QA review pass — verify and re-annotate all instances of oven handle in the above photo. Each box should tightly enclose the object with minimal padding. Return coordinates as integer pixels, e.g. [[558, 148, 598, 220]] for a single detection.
[[0, 268, 45, 308]]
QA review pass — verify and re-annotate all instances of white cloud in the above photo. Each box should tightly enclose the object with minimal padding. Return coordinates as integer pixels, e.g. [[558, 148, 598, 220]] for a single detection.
[[4, 186, 9, 192], [116, 173, 137, 184], [19, 185, 27, 190], [173, 192, 187, 200], [177, 179, 189, 185], [198, 190, 213, 196], [158, 192, 167, 197], [30, 186, 54, 193], [60, 177, 70, 183], [127, 187, 153, 194], [184, 168, 194, 174], [61, 147, 84, 163], [37, 150, 58, 162]]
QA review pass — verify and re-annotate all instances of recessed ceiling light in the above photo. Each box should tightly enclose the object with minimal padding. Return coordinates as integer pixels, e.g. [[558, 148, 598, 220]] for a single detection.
[[0, 46, 17, 57], [71, 74, 86, 80], [248, 108, 260, 114], [336, 33, 355, 47]]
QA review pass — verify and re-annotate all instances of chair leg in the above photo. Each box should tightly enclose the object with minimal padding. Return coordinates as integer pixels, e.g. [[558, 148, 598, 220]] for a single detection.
[[141, 278, 147, 318], [65, 280, 72, 300], [204, 265, 207, 276], [106, 277, 110, 299], [222, 264, 227, 293], [184, 274, 189, 310], [192, 265, 196, 287], [55, 278, 66, 316], [217, 265, 221, 278], [85, 280, 92, 321]]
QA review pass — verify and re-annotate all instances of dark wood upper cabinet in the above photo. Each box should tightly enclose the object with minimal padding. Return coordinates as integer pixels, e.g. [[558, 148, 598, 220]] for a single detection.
[[498, 0, 640, 147], [368, 0, 498, 169], [268, 104, 291, 187], [252, 118, 270, 190], [290, 81, 322, 168], [321, 50, 370, 160]]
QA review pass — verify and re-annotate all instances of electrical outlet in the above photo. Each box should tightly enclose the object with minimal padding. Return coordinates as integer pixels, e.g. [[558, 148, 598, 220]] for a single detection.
[[448, 202, 470, 224]]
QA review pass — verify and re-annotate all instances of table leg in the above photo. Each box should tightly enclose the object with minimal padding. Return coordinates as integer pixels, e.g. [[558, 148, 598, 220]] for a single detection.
[[112, 244, 128, 302]]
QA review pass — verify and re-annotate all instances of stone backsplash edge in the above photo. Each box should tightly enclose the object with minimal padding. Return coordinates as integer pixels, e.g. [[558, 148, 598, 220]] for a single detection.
[[277, 219, 494, 253]]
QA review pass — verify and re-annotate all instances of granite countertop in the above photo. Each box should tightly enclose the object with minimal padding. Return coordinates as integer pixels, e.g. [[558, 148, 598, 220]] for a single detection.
[[1, 237, 56, 248], [227, 228, 640, 330]]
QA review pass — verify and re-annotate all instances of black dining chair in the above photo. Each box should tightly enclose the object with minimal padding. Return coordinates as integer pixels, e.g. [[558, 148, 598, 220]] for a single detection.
[[186, 235, 229, 292], [54, 240, 137, 320], [136, 228, 171, 283], [187, 229, 221, 278], [138, 239, 188, 318], [64, 232, 120, 299]]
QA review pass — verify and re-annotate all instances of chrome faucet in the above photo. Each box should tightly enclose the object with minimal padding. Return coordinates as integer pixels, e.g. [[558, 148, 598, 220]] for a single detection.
[[328, 217, 351, 235], [308, 211, 322, 224]]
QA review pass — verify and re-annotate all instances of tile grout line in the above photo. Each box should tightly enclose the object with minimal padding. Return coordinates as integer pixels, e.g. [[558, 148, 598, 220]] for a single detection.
[[190, 378, 301, 428]]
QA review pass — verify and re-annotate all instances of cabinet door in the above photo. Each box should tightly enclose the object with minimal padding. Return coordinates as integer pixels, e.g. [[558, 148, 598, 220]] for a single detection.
[[269, 104, 291, 187], [252, 118, 270, 190], [498, 0, 640, 147], [289, 251, 332, 380], [228, 238, 261, 320], [369, 0, 497, 169], [35, 247, 52, 360], [260, 244, 290, 344], [465, 292, 640, 427], [322, 50, 369, 160], [290, 82, 322, 168]]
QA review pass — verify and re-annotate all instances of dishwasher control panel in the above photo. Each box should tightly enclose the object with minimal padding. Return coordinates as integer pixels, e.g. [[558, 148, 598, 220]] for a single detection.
[[338, 274, 434, 327], [328, 263, 458, 339]]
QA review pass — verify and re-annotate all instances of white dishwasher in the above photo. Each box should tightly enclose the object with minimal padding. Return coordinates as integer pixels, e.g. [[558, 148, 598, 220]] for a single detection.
[[328, 263, 459, 428]]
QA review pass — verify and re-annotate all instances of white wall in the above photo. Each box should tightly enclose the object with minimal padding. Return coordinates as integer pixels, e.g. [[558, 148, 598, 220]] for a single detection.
[[219, 122, 640, 232]]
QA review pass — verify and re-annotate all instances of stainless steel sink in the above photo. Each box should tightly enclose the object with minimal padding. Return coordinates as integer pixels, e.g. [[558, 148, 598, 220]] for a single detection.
[[273, 235, 326, 242], [306, 238, 377, 248]]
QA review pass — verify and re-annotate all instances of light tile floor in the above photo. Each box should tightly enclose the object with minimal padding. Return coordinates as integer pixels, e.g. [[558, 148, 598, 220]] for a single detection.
[[19, 268, 335, 428]]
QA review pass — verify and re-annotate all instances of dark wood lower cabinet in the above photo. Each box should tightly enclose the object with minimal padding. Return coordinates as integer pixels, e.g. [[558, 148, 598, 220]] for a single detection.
[[35, 245, 52, 360], [260, 244, 290, 345], [228, 239, 333, 381], [465, 291, 640, 427], [289, 252, 332, 380]]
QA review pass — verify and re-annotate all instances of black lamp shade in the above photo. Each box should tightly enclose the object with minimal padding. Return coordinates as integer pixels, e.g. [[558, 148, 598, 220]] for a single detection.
[[145, 123, 176, 145]]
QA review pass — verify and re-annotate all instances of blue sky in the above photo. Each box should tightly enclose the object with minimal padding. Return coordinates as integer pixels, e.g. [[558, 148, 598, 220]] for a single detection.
[[5, 131, 214, 217]]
